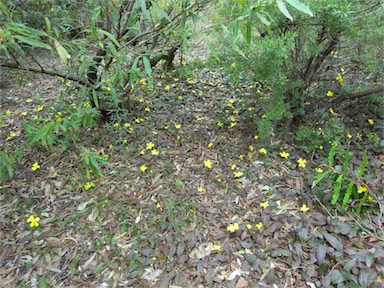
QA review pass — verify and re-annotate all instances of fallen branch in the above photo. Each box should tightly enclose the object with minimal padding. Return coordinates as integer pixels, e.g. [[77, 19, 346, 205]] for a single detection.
[[331, 85, 384, 105], [0, 61, 89, 86]]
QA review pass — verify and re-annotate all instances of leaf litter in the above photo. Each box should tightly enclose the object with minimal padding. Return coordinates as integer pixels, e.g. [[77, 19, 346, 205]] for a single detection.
[[0, 53, 383, 287]]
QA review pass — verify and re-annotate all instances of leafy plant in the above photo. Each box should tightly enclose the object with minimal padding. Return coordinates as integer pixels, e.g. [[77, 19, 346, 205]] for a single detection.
[[0, 149, 22, 185], [80, 147, 108, 178], [312, 143, 371, 214]]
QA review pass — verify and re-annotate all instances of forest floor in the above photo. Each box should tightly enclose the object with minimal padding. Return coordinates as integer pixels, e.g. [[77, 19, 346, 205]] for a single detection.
[[0, 52, 383, 287]]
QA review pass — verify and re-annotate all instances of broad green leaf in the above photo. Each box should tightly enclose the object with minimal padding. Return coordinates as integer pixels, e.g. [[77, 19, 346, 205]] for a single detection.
[[331, 174, 343, 205], [53, 39, 71, 64], [342, 182, 355, 209], [97, 29, 121, 48], [285, 0, 313, 17], [277, 0, 293, 21], [14, 35, 52, 50], [312, 170, 331, 188], [357, 150, 367, 177], [328, 144, 337, 166], [142, 56, 153, 88]]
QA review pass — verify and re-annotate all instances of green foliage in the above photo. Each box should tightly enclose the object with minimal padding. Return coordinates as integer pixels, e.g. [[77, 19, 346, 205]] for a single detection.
[[80, 147, 107, 178], [312, 143, 372, 214], [24, 99, 99, 151], [0, 150, 18, 185]]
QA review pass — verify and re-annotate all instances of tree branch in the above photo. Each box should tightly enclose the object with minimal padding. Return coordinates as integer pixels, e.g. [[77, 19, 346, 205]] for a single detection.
[[0, 61, 89, 86], [331, 85, 384, 105]]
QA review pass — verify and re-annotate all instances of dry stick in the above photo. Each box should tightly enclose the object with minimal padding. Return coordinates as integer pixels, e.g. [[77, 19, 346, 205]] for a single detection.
[[0, 61, 89, 86], [331, 85, 384, 105]]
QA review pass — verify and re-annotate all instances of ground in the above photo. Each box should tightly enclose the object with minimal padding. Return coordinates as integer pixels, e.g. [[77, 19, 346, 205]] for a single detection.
[[0, 54, 383, 287]]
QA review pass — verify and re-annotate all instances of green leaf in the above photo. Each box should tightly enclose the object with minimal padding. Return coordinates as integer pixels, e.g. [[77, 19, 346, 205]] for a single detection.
[[256, 12, 271, 26], [342, 148, 350, 172], [44, 17, 51, 33], [357, 150, 367, 177], [342, 182, 355, 209], [331, 174, 343, 205], [142, 56, 153, 88], [53, 38, 70, 64], [14, 35, 52, 50], [150, 1, 173, 24], [277, 0, 293, 21], [312, 170, 331, 188], [0, 2, 10, 17], [97, 29, 121, 48], [245, 19, 252, 44], [285, 0, 313, 17], [328, 144, 337, 166]]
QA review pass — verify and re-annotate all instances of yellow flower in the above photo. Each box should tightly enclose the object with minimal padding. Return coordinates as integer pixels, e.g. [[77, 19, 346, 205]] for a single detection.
[[207, 142, 213, 148], [357, 133, 362, 140], [27, 215, 40, 228], [249, 145, 254, 152], [230, 62, 236, 68], [226, 223, 239, 232], [198, 187, 204, 193], [204, 159, 213, 169], [151, 149, 159, 156], [22, 112, 27, 116], [254, 135, 259, 140], [346, 133, 352, 139], [246, 224, 252, 230], [367, 196, 373, 202], [326, 91, 334, 97], [212, 244, 222, 251], [238, 155, 244, 160], [279, 151, 289, 159], [300, 204, 309, 212], [156, 202, 162, 210], [113, 123, 119, 127], [31, 162, 40, 171], [256, 222, 263, 230], [319, 145, 323, 150], [229, 122, 237, 128], [231, 164, 237, 170], [260, 201, 269, 209], [164, 85, 171, 91], [124, 123, 131, 128], [139, 150, 145, 155], [26, 99, 33, 103], [217, 121, 224, 127], [6, 110, 12, 115], [357, 186, 368, 194], [140, 165, 148, 172], [297, 158, 307, 168], [6, 132, 16, 141], [259, 148, 267, 155], [217, 178, 222, 183], [329, 108, 334, 114], [84, 182, 95, 190], [315, 167, 323, 173], [368, 119, 374, 125], [145, 107, 151, 112], [175, 124, 181, 129], [261, 114, 267, 119], [234, 171, 243, 178], [146, 142, 155, 150], [234, 110, 239, 115]]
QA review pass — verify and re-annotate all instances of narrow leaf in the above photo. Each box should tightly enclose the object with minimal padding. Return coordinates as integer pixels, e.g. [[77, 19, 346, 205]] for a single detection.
[[285, 0, 313, 17], [357, 150, 367, 177], [53, 38, 71, 64], [312, 170, 331, 188], [323, 232, 343, 251], [328, 144, 337, 166], [97, 29, 121, 48], [342, 148, 350, 172], [14, 35, 52, 50], [245, 19, 252, 44], [342, 182, 355, 209], [256, 12, 271, 25], [150, 1, 173, 24], [277, 0, 293, 21], [331, 174, 343, 205]]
